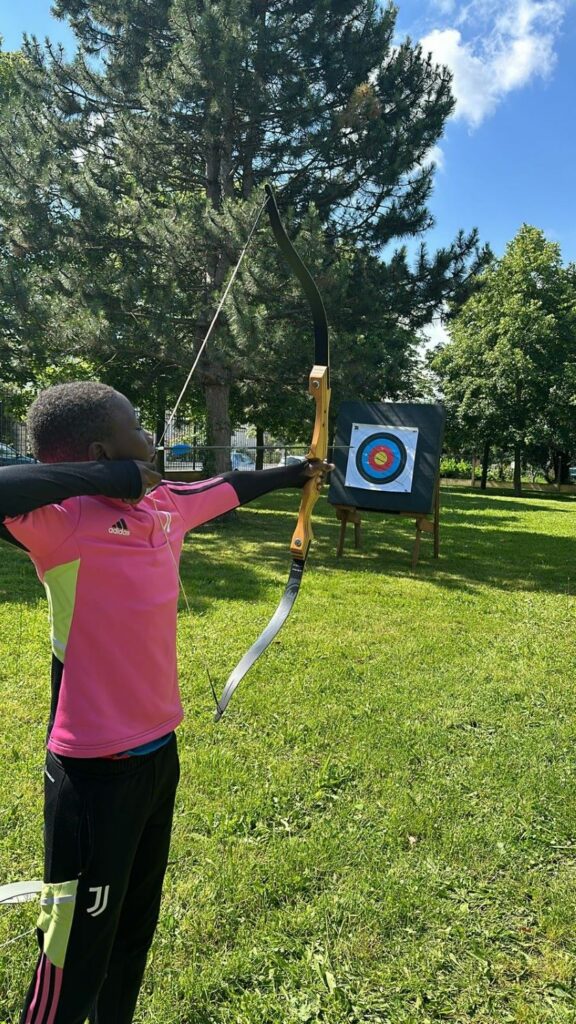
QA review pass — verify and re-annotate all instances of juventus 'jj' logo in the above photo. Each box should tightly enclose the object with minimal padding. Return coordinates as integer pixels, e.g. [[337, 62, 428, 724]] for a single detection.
[[87, 885, 110, 917]]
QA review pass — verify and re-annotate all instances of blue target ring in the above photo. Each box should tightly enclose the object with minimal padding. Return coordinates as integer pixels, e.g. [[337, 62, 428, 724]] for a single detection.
[[356, 432, 407, 485]]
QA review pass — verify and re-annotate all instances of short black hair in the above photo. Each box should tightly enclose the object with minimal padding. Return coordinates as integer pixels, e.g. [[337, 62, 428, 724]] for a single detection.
[[27, 381, 120, 463]]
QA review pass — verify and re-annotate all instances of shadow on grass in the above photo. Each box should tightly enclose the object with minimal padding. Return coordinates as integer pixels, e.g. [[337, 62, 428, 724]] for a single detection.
[[182, 489, 576, 601], [325, 487, 576, 596], [441, 485, 576, 514]]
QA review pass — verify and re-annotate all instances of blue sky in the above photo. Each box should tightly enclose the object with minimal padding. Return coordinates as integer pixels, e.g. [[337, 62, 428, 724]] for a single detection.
[[2, 1, 575, 287]]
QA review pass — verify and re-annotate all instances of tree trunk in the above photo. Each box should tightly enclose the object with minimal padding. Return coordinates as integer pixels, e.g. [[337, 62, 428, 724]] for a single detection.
[[552, 449, 570, 485], [480, 440, 490, 490], [470, 454, 478, 488], [255, 425, 265, 470], [513, 443, 522, 496], [205, 381, 231, 475]]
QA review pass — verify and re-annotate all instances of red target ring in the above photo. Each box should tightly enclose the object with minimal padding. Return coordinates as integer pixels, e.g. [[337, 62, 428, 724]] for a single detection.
[[356, 432, 407, 484]]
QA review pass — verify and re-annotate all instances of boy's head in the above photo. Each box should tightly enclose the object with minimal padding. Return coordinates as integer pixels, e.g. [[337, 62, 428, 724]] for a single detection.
[[27, 382, 155, 464]]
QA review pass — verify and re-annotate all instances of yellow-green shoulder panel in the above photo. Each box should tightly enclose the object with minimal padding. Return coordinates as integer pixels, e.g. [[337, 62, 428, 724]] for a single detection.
[[43, 559, 81, 662]]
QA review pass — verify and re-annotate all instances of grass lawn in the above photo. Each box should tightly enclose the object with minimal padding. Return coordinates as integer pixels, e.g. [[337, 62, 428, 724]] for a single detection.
[[1, 485, 576, 1023]]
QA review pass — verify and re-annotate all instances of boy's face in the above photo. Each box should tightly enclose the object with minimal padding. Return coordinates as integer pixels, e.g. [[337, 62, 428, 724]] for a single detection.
[[89, 393, 156, 464]]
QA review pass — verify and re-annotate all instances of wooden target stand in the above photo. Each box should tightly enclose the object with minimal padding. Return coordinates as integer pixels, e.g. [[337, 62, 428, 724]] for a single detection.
[[334, 477, 440, 569]]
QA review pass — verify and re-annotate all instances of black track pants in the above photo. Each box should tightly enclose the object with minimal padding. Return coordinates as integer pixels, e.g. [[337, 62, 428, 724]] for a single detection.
[[20, 735, 179, 1024]]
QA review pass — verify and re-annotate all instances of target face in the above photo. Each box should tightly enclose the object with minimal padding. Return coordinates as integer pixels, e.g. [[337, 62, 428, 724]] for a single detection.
[[356, 432, 407, 485], [345, 424, 419, 493]]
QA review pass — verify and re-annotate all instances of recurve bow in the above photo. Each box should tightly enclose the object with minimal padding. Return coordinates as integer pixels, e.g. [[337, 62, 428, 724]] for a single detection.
[[214, 184, 330, 720]]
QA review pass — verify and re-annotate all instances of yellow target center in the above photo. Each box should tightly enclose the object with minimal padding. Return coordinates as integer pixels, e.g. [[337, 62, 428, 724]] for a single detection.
[[374, 450, 389, 468]]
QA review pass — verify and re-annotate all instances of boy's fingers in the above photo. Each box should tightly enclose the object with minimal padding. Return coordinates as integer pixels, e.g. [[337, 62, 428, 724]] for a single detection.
[[304, 459, 334, 478], [133, 461, 162, 499]]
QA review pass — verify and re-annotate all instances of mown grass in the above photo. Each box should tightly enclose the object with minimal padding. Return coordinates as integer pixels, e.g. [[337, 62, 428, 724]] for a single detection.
[[1, 486, 576, 1023]]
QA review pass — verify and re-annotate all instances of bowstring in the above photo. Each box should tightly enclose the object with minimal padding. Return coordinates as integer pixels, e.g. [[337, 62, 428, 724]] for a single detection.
[[0, 926, 36, 951], [154, 192, 270, 711], [150, 497, 219, 711], [158, 193, 270, 449]]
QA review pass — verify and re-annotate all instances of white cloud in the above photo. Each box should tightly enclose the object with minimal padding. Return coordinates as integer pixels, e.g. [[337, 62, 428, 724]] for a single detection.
[[426, 143, 446, 170], [421, 0, 569, 127], [420, 143, 446, 172]]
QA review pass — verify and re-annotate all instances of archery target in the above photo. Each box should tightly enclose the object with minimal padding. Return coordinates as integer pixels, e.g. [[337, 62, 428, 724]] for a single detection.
[[345, 424, 419, 492]]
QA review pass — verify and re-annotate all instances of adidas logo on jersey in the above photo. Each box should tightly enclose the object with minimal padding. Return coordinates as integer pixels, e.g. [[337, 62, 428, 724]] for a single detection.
[[108, 518, 131, 536]]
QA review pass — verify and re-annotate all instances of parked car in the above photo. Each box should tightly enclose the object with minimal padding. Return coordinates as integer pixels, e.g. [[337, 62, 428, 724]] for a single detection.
[[0, 443, 36, 466], [166, 445, 255, 471], [275, 453, 307, 467], [231, 449, 256, 471], [569, 466, 576, 483]]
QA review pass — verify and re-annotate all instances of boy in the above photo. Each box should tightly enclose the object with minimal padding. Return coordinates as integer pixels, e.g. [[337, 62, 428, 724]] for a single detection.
[[0, 381, 327, 1024]]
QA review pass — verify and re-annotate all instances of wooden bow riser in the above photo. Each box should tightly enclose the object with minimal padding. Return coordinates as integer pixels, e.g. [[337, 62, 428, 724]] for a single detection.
[[290, 365, 331, 560]]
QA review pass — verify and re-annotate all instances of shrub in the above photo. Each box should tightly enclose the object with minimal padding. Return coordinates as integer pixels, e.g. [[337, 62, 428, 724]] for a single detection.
[[440, 457, 480, 479]]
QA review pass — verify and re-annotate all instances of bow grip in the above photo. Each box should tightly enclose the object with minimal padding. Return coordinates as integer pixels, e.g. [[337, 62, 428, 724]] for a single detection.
[[290, 365, 331, 560]]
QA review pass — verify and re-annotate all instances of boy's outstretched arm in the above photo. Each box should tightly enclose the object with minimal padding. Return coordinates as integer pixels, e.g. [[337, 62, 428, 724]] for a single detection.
[[0, 460, 154, 520], [163, 460, 329, 533], [0, 460, 158, 550], [222, 462, 310, 503]]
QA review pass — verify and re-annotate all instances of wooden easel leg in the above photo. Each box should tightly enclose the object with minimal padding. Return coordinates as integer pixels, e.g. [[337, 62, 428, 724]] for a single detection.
[[335, 505, 361, 557], [337, 512, 348, 557], [412, 520, 423, 569]]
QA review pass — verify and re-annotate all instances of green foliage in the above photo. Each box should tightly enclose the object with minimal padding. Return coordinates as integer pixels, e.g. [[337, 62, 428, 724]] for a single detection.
[[2, 486, 576, 1021], [439, 457, 479, 480], [0, 49, 26, 103], [0, 1, 489, 464], [432, 226, 576, 493]]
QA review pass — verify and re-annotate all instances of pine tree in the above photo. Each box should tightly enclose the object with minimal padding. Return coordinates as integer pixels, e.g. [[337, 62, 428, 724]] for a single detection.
[[0, 3, 488, 467]]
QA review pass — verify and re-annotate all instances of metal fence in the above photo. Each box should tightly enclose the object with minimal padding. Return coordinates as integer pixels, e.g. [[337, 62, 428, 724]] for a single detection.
[[162, 422, 307, 471], [0, 408, 306, 470], [163, 442, 308, 471], [0, 403, 29, 456]]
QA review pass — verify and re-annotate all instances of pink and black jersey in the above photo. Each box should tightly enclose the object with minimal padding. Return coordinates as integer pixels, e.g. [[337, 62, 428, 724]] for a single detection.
[[0, 459, 304, 758]]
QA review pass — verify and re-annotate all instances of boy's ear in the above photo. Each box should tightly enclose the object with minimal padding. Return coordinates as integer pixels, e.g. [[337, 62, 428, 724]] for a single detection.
[[88, 440, 110, 461]]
